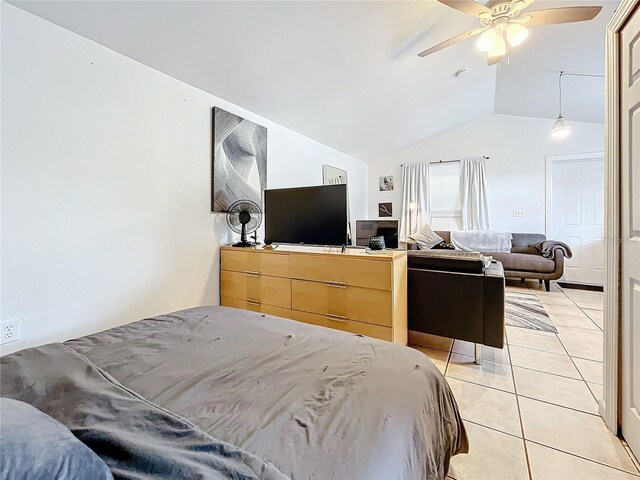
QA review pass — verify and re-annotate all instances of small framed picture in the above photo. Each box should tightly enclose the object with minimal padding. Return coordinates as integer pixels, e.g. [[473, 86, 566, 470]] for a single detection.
[[378, 202, 393, 217], [379, 176, 394, 191]]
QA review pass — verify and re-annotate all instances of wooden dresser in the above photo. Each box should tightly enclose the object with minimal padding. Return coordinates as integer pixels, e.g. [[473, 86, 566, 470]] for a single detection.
[[220, 245, 408, 344]]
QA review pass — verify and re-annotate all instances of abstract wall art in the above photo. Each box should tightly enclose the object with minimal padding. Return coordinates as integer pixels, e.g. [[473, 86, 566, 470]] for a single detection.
[[211, 107, 267, 212]]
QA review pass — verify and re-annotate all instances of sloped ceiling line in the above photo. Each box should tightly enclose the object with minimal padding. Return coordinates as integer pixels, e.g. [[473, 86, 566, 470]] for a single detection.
[[9, 0, 615, 162]]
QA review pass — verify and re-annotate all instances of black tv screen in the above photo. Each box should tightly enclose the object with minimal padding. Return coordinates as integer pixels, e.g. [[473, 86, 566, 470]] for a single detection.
[[264, 185, 348, 246]]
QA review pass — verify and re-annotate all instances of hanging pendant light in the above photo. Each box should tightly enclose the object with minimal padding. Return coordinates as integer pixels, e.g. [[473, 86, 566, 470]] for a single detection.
[[550, 71, 572, 140]]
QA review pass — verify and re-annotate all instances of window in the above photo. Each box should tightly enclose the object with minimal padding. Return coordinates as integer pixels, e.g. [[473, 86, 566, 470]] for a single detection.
[[428, 162, 462, 230]]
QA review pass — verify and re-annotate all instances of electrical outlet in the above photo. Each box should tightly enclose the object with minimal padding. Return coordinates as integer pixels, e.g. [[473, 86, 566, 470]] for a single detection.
[[512, 209, 526, 217], [1, 318, 21, 345]]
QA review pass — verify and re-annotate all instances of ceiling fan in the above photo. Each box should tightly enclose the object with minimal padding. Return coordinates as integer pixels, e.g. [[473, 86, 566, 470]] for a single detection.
[[418, 0, 602, 65]]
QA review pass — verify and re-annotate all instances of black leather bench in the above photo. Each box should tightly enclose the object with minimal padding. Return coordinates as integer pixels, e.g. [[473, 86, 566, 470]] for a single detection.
[[407, 250, 505, 362]]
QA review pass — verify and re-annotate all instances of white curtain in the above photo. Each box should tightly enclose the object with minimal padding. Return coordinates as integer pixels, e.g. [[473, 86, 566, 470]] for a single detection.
[[399, 163, 430, 241], [460, 157, 490, 230]]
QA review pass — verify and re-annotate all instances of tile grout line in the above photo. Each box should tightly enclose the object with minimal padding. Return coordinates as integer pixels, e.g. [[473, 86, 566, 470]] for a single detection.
[[553, 286, 638, 470], [552, 286, 604, 404], [508, 362, 598, 382], [515, 393, 601, 417], [525, 439, 640, 477], [622, 440, 640, 473], [462, 418, 523, 440], [443, 342, 454, 376], [517, 286, 606, 402], [429, 283, 624, 479], [506, 332, 534, 480], [581, 306, 604, 332], [554, 325, 601, 405], [446, 370, 601, 417], [445, 373, 514, 395]]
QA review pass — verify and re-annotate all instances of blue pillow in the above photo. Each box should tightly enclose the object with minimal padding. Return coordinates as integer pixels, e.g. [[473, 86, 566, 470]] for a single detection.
[[0, 398, 113, 480]]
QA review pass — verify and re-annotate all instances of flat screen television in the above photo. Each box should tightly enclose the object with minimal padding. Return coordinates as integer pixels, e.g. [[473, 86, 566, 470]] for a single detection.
[[264, 185, 348, 246], [355, 220, 399, 249]]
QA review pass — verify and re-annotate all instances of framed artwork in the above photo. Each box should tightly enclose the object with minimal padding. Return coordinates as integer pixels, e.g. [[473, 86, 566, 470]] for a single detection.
[[379, 176, 394, 191], [211, 107, 267, 212], [378, 202, 393, 217], [323, 165, 352, 242], [322, 165, 347, 185]]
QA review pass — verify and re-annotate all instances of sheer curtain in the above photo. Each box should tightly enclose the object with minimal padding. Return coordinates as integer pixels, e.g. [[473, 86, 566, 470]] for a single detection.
[[460, 157, 490, 230], [399, 163, 430, 241]]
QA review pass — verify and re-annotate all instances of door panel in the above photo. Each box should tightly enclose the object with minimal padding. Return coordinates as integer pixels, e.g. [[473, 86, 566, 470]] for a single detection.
[[592, 237, 605, 273], [632, 105, 640, 234], [621, 3, 640, 460], [550, 158, 605, 285]]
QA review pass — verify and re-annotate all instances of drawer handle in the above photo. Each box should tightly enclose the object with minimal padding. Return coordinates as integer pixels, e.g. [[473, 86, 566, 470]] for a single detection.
[[244, 271, 261, 277], [246, 298, 261, 305], [325, 314, 347, 322], [325, 280, 346, 288]]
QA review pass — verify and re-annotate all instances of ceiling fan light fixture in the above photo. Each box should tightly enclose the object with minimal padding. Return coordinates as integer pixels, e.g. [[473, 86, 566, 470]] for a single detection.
[[476, 28, 497, 52], [488, 32, 506, 58], [506, 23, 528, 47], [550, 116, 572, 140]]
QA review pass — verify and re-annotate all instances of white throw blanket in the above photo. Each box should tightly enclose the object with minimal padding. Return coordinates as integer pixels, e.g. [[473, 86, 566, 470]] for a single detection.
[[450, 230, 512, 253]]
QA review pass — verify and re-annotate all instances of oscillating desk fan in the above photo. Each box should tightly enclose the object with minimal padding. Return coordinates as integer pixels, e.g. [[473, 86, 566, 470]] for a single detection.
[[226, 200, 262, 247]]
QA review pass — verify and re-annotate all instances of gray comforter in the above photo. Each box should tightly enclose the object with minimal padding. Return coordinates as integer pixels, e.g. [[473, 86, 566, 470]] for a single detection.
[[1, 306, 467, 479], [0, 343, 287, 480]]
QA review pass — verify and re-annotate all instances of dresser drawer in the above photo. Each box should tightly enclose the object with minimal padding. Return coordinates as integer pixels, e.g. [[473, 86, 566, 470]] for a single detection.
[[291, 279, 392, 327], [343, 259, 392, 290], [288, 255, 344, 284], [287, 310, 393, 342], [289, 255, 392, 291], [221, 296, 262, 313], [221, 250, 290, 277], [221, 271, 291, 308]]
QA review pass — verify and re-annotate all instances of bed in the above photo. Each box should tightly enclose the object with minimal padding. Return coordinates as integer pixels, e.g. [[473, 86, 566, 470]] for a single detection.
[[0, 306, 468, 479]]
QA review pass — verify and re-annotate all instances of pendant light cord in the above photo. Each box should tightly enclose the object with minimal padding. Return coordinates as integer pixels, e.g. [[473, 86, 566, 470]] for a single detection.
[[558, 71, 564, 118], [555, 71, 602, 119]]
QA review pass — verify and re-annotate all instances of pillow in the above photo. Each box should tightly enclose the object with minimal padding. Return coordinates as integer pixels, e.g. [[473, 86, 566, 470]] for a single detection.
[[408, 224, 444, 249], [0, 398, 113, 480]]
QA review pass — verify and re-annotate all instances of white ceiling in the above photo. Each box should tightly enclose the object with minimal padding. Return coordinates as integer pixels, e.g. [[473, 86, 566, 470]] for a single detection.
[[494, 0, 613, 123], [10, 0, 618, 161]]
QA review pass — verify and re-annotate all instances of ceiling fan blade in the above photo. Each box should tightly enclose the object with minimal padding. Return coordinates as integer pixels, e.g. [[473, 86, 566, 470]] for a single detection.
[[513, 15, 532, 24], [510, 0, 535, 13], [437, 0, 492, 18], [522, 6, 602, 26], [418, 27, 487, 57]]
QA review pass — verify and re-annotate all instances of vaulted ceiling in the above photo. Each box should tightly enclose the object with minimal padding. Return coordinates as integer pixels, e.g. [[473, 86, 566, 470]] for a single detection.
[[10, 0, 618, 161]]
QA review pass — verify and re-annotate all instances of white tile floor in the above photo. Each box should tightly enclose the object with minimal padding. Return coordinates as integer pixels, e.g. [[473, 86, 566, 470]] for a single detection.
[[411, 280, 640, 480]]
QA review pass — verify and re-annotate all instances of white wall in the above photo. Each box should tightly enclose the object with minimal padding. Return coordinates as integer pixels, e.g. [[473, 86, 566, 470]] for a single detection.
[[368, 114, 604, 233], [0, 3, 368, 355]]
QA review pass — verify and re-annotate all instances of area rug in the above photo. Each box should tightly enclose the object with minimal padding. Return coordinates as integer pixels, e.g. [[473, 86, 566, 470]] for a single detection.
[[505, 292, 558, 333]]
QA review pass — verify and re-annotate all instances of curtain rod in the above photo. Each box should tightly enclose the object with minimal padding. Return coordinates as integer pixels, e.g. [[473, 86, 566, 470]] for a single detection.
[[401, 156, 489, 167]]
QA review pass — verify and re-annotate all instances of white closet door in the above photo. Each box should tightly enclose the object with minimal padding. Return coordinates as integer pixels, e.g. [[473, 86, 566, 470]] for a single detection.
[[620, 2, 640, 461], [550, 157, 605, 286]]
